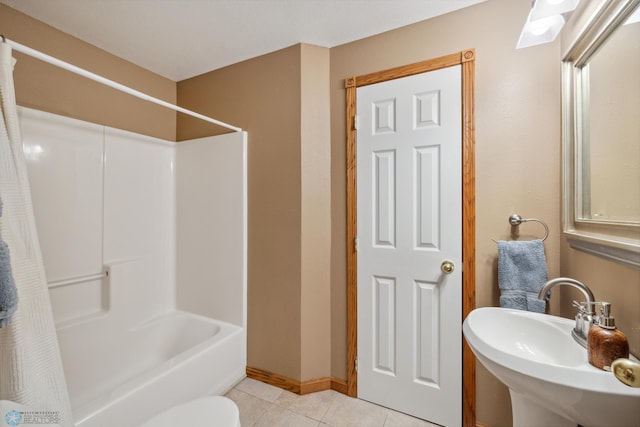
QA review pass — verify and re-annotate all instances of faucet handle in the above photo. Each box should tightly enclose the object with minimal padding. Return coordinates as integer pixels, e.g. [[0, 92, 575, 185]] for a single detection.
[[600, 301, 611, 317], [572, 300, 597, 314]]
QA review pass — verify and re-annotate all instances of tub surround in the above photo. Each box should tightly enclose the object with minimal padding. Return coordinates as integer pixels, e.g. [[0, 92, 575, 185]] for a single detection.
[[20, 107, 247, 427], [176, 133, 247, 326]]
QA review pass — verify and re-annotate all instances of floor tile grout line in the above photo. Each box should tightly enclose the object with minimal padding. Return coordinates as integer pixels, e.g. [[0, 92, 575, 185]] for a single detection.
[[229, 378, 440, 427]]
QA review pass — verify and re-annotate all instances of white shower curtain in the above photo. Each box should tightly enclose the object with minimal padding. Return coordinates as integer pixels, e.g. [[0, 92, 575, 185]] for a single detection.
[[0, 42, 73, 426]]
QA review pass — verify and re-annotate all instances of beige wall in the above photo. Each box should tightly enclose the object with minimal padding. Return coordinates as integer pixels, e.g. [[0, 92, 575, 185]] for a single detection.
[[300, 44, 332, 381], [5, 0, 639, 425], [178, 44, 333, 383], [0, 4, 176, 141], [330, 0, 561, 424], [178, 45, 310, 381], [560, 243, 640, 358]]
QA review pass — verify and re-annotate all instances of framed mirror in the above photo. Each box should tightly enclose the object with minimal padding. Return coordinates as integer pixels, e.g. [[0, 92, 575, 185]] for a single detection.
[[562, 0, 640, 268]]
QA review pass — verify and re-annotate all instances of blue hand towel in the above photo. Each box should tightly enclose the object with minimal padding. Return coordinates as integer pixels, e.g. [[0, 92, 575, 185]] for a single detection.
[[498, 239, 548, 313], [0, 197, 18, 328]]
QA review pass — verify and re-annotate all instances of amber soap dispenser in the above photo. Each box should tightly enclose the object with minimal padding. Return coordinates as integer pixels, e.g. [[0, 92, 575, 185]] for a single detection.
[[588, 302, 629, 370]]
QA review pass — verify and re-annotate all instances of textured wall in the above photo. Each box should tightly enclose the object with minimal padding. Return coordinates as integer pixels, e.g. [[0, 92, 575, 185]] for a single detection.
[[178, 45, 305, 380], [329, 1, 561, 425], [0, 4, 176, 141], [7, 0, 638, 424]]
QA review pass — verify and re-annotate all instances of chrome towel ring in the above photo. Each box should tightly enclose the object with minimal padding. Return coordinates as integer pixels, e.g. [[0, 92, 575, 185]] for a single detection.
[[492, 214, 549, 242], [508, 214, 549, 241]]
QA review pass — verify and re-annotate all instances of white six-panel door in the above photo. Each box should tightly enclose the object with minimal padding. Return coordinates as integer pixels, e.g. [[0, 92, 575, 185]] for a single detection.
[[356, 65, 462, 426]]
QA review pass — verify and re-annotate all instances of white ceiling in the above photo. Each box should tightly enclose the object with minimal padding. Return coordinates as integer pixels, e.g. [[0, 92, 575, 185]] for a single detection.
[[1, 0, 486, 81]]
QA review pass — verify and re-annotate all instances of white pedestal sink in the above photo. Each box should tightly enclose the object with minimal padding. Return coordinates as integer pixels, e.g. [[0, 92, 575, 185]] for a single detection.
[[463, 307, 640, 427]]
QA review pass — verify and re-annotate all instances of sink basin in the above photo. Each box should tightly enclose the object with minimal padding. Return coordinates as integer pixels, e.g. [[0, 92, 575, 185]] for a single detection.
[[463, 307, 640, 427]]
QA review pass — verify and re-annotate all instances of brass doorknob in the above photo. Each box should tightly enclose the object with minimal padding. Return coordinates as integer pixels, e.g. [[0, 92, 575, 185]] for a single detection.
[[441, 260, 455, 274]]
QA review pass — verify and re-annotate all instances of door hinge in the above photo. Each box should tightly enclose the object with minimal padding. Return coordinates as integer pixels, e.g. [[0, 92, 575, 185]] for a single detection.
[[355, 357, 358, 372], [354, 115, 359, 130], [354, 236, 359, 253]]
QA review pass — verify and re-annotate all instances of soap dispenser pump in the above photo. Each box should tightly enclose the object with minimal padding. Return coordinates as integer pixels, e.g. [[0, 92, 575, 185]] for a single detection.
[[587, 302, 629, 370]]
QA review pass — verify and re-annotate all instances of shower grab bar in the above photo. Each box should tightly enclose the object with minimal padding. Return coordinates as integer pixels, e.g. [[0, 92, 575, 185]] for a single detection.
[[48, 270, 109, 289], [492, 214, 549, 243]]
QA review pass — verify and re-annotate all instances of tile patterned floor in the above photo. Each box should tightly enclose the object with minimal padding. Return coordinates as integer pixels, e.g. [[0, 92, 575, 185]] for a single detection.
[[225, 378, 440, 427]]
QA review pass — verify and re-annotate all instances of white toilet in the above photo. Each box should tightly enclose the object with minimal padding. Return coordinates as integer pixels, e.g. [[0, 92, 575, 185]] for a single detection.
[[139, 396, 240, 427]]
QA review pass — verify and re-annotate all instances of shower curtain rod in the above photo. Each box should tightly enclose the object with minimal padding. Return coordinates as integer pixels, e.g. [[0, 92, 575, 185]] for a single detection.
[[1, 36, 242, 133]]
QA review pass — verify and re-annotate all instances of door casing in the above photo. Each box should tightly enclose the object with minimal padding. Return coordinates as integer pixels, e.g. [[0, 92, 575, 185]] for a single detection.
[[345, 49, 476, 426]]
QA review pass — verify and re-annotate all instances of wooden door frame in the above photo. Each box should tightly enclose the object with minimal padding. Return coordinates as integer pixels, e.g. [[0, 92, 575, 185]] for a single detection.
[[345, 49, 476, 427]]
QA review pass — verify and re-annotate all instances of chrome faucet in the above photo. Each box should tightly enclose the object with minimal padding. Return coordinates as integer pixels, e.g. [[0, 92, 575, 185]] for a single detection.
[[537, 277, 596, 348]]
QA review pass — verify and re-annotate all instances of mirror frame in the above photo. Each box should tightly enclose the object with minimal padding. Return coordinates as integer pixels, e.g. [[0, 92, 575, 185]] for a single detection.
[[562, 0, 640, 268]]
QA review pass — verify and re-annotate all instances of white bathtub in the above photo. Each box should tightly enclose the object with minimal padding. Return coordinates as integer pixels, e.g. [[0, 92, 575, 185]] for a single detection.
[[56, 311, 246, 427], [21, 109, 248, 427]]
